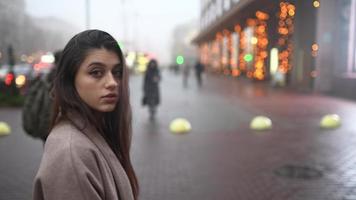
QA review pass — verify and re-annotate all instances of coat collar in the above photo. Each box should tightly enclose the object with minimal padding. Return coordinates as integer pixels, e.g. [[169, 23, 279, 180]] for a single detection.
[[67, 112, 134, 200]]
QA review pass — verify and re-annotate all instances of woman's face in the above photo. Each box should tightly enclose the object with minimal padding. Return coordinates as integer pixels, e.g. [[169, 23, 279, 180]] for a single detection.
[[75, 48, 122, 113]]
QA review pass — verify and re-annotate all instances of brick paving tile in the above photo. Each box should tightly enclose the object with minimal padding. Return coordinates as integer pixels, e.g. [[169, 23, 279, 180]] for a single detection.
[[2, 71, 356, 199]]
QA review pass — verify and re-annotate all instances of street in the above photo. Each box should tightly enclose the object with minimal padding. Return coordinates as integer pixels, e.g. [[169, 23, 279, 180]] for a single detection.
[[1, 70, 356, 200]]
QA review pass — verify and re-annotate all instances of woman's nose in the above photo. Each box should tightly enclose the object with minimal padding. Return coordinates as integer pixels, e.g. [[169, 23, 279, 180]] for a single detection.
[[105, 73, 118, 89]]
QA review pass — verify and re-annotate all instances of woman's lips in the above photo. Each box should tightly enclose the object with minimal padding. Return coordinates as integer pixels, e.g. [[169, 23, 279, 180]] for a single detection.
[[101, 94, 118, 103]]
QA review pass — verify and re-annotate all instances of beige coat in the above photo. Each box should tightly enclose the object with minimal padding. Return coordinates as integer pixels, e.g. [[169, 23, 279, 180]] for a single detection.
[[33, 116, 134, 200]]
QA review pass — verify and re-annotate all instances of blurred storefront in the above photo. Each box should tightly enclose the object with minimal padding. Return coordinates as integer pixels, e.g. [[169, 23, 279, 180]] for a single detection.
[[193, 0, 356, 99]]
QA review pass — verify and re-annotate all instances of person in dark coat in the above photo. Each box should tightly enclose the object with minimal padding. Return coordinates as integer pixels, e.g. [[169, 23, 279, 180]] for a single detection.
[[182, 63, 190, 88], [194, 60, 204, 87], [143, 59, 161, 120]]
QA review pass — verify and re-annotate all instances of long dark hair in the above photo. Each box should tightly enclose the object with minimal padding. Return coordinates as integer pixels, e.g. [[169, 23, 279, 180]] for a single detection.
[[51, 29, 138, 199]]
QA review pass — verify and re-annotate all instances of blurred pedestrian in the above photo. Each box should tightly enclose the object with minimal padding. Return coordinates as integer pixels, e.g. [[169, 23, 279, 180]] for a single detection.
[[142, 59, 161, 121], [194, 60, 204, 87], [22, 50, 62, 143], [173, 64, 179, 74], [33, 30, 138, 200], [182, 63, 190, 88]]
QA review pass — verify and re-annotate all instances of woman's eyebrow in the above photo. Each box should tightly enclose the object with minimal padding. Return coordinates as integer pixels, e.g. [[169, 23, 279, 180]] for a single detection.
[[113, 63, 122, 68], [88, 62, 106, 68], [88, 62, 121, 68]]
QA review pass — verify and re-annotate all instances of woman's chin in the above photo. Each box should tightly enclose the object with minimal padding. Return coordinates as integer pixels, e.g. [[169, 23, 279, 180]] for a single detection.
[[94, 104, 117, 113]]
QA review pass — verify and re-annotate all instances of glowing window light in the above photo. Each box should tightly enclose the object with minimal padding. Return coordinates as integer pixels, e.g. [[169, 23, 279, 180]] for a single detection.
[[270, 48, 279, 74], [244, 54, 253, 62], [313, 1, 320, 8], [251, 37, 258, 45]]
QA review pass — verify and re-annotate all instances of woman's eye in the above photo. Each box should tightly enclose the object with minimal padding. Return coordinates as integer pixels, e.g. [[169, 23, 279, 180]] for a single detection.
[[89, 70, 103, 77], [113, 69, 123, 78]]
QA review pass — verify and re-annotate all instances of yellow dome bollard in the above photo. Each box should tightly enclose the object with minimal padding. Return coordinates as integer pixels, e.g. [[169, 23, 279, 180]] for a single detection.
[[0, 121, 11, 136], [320, 114, 341, 129], [169, 118, 191, 134], [250, 116, 272, 131]]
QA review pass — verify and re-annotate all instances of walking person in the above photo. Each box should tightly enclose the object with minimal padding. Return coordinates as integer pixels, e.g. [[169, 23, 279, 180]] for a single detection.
[[142, 59, 161, 121], [182, 63, 190, 88], [194, 60, 204, 87], [33, 30, 139, 200]]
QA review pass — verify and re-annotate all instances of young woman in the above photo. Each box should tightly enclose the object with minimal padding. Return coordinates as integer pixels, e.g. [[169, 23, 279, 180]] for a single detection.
[[142, 59, 161, 121], [33, 30, 138, 200]]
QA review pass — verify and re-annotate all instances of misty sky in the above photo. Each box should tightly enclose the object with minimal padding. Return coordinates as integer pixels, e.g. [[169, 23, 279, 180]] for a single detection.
[[25, 0, 199, 64]]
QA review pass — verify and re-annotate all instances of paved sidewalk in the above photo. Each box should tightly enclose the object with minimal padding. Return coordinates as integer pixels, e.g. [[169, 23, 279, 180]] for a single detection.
[[131, 71, 356, 200], [1, 70, 356, 200]]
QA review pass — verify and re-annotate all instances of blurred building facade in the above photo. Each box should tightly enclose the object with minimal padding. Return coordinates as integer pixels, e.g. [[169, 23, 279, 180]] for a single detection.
[[0, 0, 80, 66], [171, 20, 199, 69], [193, 0, 356, 99]]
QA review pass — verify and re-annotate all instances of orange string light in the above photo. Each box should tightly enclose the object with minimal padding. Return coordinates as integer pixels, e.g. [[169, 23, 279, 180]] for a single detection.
[[277, 1, 295, 74], [252, 11, 269, 80]]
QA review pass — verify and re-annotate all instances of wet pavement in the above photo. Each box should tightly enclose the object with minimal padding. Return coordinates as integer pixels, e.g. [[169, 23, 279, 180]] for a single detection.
[[1, 70, 356, 200]]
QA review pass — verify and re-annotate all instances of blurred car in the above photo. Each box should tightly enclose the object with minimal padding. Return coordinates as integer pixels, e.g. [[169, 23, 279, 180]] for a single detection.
[[0, 63, 34, 94]]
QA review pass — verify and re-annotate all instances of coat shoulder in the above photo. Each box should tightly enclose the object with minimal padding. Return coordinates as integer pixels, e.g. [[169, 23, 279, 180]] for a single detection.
[[44, 120, 104, 169], [33, 121, 106, 200]]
